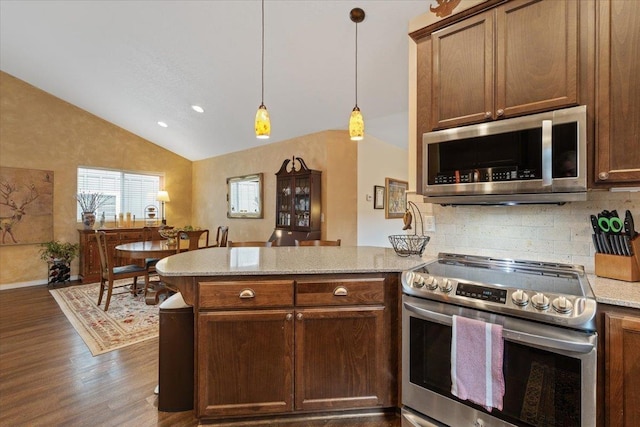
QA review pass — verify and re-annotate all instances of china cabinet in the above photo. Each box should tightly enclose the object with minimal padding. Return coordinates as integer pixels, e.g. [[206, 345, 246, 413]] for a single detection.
[[274, 157, 321, 233]]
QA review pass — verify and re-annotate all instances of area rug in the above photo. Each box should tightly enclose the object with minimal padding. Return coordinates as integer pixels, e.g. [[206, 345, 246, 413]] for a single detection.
[[50, 279, 160, 356]]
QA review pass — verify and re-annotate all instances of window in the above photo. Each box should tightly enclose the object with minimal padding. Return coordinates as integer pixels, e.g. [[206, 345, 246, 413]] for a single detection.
[[77, 167, 163, 222]]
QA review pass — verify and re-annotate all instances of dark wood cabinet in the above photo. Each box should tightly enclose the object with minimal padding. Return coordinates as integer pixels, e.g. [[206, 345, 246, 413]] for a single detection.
[[275, 157, 321, 233], [78, 227, 162, 282], [194, 274, 398, 421], [429, 0, 578, 130], [595, 0, 640, 185], [597, 304, 640, 427]]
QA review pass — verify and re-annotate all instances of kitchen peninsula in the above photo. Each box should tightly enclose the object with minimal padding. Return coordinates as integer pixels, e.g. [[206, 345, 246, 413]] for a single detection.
[[155, 246, 423, 422]]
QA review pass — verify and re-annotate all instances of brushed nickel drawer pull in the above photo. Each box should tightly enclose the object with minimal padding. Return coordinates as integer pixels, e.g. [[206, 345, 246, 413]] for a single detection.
[[333, 286, 348, 296], [296, 313, 303, 320], [286, 313, 293, 321], [239, 289, 255, 299]]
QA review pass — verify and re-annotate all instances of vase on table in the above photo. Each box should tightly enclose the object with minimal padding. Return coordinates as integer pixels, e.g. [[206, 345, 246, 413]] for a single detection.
[[82, 212, 96, 230]]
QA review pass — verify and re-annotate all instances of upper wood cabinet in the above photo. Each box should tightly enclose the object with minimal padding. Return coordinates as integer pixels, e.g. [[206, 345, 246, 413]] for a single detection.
[[430, 0, 578, 130], [595, 0, 640, 185]]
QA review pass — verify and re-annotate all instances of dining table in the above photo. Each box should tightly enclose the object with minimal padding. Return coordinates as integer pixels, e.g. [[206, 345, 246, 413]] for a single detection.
[[115, 240, 183, 305]]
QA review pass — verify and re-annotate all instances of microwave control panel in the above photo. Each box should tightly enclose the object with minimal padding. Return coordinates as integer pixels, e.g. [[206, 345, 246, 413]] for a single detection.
[[433, 167, 539, 185]]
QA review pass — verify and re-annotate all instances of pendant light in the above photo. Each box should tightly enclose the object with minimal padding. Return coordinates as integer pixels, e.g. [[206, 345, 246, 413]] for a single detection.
[[255, 0, 270, 139], [349, 8, 365, 141]]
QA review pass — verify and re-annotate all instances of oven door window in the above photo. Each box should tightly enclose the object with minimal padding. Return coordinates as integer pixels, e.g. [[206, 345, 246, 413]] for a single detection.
[[409, 317, 582, 427]]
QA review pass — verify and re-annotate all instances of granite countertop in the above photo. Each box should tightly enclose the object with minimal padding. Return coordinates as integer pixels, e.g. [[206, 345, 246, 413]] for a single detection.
[[155, 246, 640, 309], [588, 274, 640, 309], [155, 246, 426, 277]]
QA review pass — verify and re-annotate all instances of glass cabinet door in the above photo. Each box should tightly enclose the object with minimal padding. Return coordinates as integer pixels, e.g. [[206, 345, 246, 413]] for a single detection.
[[277, 178, 292, 227], [294, 177, 310, 229]]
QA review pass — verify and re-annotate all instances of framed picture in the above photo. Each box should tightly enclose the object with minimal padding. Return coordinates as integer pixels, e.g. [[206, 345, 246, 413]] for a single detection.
[[385, 177, 408, 219], [374, 185, 385, 209]]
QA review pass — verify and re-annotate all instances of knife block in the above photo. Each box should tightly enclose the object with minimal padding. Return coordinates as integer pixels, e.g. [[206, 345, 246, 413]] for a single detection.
[[595, 236, 640, 282]]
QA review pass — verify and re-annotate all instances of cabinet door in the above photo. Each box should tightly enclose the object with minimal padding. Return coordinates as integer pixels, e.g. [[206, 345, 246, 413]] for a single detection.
[[294, 306, 388, 411], [605, 313, 640, 426], [276, 177, 292, 228], [596, 0, 640, 184], [431, 10, 494, 129], [197, 309, 294, 418], [495, 0, 578, 117]]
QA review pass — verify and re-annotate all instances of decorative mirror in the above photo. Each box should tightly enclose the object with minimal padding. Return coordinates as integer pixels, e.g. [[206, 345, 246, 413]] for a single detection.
[[227, 173, 263, 218]]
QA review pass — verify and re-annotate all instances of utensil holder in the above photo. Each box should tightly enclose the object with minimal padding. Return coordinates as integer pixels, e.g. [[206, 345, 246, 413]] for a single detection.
[[595, 236, 640, 282]]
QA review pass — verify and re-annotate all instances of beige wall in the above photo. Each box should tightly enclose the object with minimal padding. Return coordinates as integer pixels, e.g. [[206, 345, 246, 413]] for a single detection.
[[357, 135, 408, 247], [0, 72, 192, 288], [192, 130, 358, 245]]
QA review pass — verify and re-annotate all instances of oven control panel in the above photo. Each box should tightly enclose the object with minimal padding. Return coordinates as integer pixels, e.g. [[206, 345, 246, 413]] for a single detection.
[[401, 269, 597, 330], [455, 282, 507, 304]]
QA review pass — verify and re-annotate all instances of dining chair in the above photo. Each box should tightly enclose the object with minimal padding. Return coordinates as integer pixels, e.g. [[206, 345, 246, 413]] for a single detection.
[[177, 229, 211, 252], [213, 226, 229, 247], [227, 241, 273, 247], [142, 227, 160, 274], [296, 239, 341, 247], [95, 231, 149, 311]]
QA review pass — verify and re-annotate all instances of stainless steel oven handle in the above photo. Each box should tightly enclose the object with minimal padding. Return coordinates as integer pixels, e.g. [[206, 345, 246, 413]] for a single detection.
[[404, 302, 595, 354]]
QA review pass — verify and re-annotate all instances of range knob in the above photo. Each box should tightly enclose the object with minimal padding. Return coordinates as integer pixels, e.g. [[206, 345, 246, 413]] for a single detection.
[[511, 290, 529, 307], [552, 296, 573, 314], [425, 276, 438, 290], [531, 292, 550, 310], [414, 275, 425, 288], [439, 278, 453, 293]]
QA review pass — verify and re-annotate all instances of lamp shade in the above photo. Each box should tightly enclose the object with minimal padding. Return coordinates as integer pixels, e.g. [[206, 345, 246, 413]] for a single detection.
[[156, 190, 170, 202], [349, 107, 364, 141], [255, 104, 270, 139]]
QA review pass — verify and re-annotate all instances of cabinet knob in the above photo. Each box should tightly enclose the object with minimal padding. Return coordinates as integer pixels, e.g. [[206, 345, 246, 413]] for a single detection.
[[496, 109, 504, 117], [286, 313, 293, 321], [239, 289, 256, 299], [296, 313, 303, 320], [333, 286, 348, 296], [598, 172, 609, 180], [484, 111, 492, 119]]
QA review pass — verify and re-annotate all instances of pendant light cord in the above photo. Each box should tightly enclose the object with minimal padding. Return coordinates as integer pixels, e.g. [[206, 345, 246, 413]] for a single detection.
[[261, 0, 265, 105], [354, 21, 358, 107]]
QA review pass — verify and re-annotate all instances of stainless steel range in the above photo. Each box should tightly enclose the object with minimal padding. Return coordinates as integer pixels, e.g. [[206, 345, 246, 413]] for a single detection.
[[401, 253, 597, 427]]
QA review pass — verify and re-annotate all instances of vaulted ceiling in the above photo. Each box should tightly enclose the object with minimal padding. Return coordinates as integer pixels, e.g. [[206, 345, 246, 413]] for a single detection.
[[1, 1, 427, 161]]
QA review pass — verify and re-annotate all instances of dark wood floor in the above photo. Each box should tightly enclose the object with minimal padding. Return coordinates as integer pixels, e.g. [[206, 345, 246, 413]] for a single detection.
[[0, 283, 400, 426]]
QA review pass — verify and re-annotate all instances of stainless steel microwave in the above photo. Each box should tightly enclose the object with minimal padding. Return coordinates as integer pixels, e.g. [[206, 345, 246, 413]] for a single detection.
[[422, 105, 587, 205]]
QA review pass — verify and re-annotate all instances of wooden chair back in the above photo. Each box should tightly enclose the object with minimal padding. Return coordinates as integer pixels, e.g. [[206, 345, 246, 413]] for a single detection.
[[296, 239, 341, 247], [178, 229, 210, 251], [95, 231, 148, 311], [215, 226, 229, 247], [95, 231, 112, 278], [227, 241, 272, 247]]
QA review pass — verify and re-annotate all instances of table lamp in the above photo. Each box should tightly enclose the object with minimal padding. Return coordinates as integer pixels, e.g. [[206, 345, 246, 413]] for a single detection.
[[156, 190, 170, 225]]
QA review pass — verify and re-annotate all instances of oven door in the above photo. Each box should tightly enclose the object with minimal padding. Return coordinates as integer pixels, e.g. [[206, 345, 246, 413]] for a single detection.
[[402, 295, 597, 427]]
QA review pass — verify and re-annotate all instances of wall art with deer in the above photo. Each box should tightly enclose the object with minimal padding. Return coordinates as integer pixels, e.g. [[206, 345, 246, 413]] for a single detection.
[[0, 167, 53, 245]]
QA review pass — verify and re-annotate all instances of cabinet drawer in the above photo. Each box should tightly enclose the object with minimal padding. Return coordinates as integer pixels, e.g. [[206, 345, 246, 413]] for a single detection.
[[199, 280, 294, 309], [296, 278, 385, 306], [119, 230, 145, 241]]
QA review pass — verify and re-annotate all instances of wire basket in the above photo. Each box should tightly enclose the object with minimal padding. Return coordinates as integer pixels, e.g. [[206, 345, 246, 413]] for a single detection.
[[388, 201, 430, 257], [388, 234, 430, 257]]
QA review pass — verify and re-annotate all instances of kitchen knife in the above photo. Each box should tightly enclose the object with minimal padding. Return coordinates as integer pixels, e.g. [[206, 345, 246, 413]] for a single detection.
[[625, 210, 637, 238], [590, 215, 605, 254]]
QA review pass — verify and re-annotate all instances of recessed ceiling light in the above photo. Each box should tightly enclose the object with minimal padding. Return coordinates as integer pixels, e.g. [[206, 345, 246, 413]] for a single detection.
[[191, 105, 205, 113], [157, 121, 168, 128]]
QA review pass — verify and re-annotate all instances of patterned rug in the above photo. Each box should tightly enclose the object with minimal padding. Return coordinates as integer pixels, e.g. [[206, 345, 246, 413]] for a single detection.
[[50, 279, 160, 356]]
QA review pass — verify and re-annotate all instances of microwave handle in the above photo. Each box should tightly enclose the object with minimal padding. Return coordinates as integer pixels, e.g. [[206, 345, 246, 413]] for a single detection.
[[542, 119, 552, 187], [403, 302, 595, 354]]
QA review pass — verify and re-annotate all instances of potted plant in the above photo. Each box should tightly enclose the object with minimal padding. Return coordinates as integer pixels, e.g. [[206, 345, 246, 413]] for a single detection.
[[40, 241, 80, 285], [76, 192, 109, 229]]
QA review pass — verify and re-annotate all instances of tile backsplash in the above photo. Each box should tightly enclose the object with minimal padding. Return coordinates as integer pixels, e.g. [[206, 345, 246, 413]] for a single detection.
[[415, 190, 640, 273]]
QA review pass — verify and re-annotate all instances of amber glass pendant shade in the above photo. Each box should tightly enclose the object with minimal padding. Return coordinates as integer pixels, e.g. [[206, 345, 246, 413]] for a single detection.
[[349, 106, 364, 141], [255, 104, 270, 139]]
